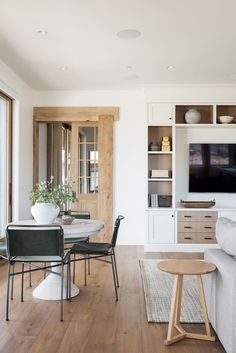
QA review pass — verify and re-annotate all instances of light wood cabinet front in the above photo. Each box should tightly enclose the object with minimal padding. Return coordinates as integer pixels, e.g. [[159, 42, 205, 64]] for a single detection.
[[177, 211, 218, 244]]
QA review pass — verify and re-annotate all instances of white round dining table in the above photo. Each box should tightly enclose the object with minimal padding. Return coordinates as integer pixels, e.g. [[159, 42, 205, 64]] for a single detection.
[[11, 219, 104, 300]]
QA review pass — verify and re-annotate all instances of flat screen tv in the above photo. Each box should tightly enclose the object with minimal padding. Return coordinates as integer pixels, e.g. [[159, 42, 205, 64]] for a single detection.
[[189, 143, 236, 193]]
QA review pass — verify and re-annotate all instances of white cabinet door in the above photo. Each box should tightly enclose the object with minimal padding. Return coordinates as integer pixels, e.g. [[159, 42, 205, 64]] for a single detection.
[[148, 210, 175, 244], [148, 104, 173, 125], [219, 211, 236, 222]]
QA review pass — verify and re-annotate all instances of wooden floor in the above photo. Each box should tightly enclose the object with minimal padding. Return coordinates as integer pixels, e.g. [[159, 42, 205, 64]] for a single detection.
[[0, 246, 225, 353]]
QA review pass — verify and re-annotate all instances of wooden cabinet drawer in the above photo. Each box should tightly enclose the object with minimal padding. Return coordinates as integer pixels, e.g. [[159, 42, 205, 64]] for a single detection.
[[178, 232, 216, 244], [178, 221, 215, 233], [178, 211, 218, 222]]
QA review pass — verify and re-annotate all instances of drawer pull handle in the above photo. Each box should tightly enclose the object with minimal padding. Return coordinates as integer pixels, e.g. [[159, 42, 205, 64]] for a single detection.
[[204, 226, 212, 229], [184, 237, 192, 239], [184, 226, 192, 229], [204, 215, 212, 218], [184, 216, 192, 218], [204, 237, 213, 240]]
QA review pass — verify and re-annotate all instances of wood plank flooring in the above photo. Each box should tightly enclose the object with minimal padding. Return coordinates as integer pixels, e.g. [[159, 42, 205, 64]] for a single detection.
[[0, 246, 225, 353]]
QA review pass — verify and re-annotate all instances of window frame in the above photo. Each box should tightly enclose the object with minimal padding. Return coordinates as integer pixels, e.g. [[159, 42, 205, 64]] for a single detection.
[[0, 91, 13, 223]]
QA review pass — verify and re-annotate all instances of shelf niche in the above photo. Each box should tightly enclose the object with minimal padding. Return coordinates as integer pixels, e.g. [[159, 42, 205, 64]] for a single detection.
[[148, 180, 172, 208], [175, 105, 213, 124], [217, 105, 236, 124], [148, 154, 172, 178], [148, 126, 172, 151]]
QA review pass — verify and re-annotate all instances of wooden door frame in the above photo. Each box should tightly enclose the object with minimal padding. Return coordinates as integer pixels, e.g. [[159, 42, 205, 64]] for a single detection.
[[0, 91, 13, 223], [33, 106, 119, 241]]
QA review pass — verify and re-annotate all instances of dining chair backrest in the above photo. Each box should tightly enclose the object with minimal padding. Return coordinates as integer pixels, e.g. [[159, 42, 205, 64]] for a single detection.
[[6, 225, 64, 258], [111, 215, 125, 247]]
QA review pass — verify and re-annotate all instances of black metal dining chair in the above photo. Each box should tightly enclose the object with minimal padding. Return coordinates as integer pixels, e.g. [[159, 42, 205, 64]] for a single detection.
[[63, 212, 91, 282], [5, 224, 71, 321], [71, 215, 124, 301]]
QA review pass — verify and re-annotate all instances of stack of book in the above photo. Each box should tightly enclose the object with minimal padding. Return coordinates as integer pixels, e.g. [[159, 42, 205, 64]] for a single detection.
[[148, 193, 158, 208]]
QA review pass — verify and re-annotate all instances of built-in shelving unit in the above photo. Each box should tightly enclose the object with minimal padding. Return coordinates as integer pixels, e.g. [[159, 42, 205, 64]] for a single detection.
[[146, 102, 236, 252], [148, 124, 173, 208]]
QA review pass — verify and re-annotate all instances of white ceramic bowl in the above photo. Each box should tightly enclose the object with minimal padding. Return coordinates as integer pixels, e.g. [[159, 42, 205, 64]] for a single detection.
[[218, 115, 234, 124]]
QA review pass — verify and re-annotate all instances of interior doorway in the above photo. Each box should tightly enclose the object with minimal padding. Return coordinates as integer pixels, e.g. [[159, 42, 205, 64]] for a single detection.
[[33, 107, 119, 241]]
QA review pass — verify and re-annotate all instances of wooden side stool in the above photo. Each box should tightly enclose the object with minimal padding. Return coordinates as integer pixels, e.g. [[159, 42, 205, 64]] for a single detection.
[[158, 259, 216, 346]]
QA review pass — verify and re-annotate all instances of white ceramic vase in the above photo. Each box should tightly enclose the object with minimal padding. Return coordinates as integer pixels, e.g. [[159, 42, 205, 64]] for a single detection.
[[31, 202, 60, 224], [185, 109, 201, 124]]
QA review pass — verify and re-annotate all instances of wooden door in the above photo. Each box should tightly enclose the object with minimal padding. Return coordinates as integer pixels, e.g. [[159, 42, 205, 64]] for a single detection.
[[71, 122, 99, 219], [71, 116, 113, 241]]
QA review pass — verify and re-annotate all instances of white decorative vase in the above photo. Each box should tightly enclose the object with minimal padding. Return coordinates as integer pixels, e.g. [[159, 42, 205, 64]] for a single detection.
[[31, 203, 60, 224], [185, 109, 201, 124]]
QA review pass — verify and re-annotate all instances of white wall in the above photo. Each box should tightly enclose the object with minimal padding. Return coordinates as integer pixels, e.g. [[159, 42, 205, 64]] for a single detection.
[[0, 59, 33, 221], [33, 90, 146, 245]]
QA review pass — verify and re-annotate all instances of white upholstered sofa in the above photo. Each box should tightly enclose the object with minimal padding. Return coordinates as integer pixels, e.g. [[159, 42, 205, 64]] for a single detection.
[[204, 217, 236, 353]]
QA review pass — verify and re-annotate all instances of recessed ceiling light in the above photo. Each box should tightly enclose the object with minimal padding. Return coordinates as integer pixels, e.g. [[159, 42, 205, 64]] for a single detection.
[[117, 29, 141, 39], [36, 29, 48, 35], [57, 66, 68, 71], [124, 74, 139, 80], [167, 65, 175, 70]]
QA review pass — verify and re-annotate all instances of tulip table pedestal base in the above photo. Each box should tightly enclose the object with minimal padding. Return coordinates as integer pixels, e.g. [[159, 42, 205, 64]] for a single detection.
[[33, 263, 80, 300]]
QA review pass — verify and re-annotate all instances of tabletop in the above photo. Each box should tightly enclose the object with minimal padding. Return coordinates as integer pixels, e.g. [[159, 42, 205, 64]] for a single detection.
[[9, 219, 105, 239], [158, 259, 216, 275]]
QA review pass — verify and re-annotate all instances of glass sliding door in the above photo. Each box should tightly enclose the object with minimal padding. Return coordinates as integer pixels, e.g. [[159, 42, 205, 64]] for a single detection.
[[0, 92, 12, 236]]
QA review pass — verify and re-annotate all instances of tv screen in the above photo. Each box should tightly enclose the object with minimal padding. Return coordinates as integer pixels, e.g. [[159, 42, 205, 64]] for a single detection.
[[189, 144, 236, 193]]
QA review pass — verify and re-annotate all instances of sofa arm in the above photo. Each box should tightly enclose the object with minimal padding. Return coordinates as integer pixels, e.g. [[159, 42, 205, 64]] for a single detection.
[[204, 248, 236, 353]]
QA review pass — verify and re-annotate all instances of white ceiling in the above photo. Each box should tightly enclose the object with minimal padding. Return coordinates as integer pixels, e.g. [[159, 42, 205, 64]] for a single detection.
[[1, 0, 236, 90]]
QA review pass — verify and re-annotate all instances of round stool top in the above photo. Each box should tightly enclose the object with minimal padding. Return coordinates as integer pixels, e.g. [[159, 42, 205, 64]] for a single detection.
[[158, 259, 216, 275]]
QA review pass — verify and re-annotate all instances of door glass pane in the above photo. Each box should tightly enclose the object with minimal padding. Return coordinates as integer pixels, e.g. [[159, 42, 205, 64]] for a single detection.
[[79, 127, 94, 143], [78, 126, 98, 194], [40, 123, 71, 185]]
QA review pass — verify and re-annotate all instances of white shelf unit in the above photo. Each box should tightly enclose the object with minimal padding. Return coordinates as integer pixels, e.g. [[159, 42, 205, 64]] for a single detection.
[[147, 124, 174, 209], [146, 102, 236, 252]]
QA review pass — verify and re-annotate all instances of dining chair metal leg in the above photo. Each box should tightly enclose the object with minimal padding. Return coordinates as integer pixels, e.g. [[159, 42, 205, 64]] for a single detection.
[[112, 250, 119, 288], [88, 258, 90, 275], [60, 263, 64, 322], [6, 262, 11, 321], [68, 261, 72, 302], [84, 255, 87, 286], [44, 262, 47, 279], [21, 263, 24, 302], [73, 253, 76, 284], [11, 262, 14, 300], [29, 263, 32, 287], [111, 254, 118, 301], [66, 264, 69, 301]]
